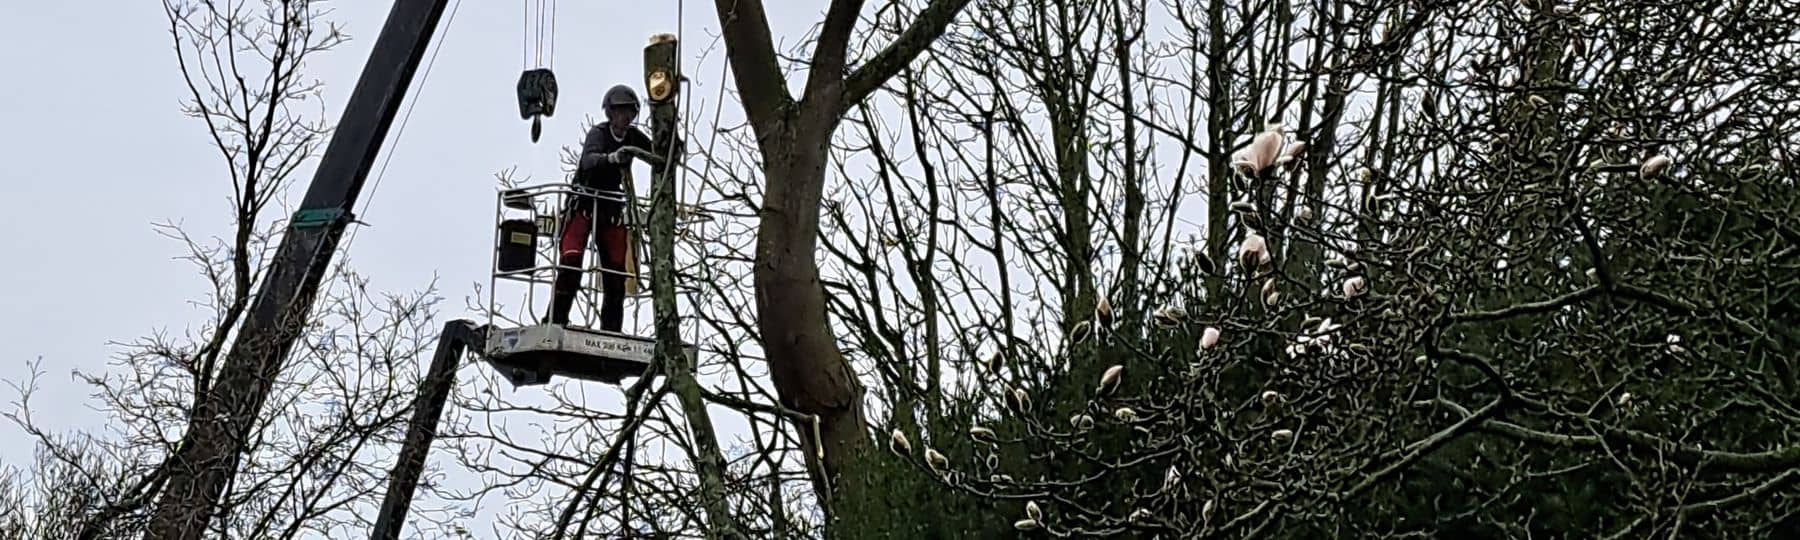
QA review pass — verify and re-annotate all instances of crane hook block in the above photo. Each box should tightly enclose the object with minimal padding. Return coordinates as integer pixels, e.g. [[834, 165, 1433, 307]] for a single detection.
[[517, 68, 559, 142]]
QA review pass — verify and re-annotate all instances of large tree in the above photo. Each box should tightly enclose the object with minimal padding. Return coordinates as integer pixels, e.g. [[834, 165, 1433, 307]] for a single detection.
[[709, 0, 974, 510]]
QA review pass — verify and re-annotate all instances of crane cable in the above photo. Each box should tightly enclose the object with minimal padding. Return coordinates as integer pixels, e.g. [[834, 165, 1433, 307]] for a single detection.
[[332, 0, 463, 274], [523, 0, 556, 70]]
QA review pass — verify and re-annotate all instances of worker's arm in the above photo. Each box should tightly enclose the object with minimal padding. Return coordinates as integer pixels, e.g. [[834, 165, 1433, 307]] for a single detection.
[[577, 127, 617, 170], [613, 127, 665, 166], [579, 150, 616, 169]]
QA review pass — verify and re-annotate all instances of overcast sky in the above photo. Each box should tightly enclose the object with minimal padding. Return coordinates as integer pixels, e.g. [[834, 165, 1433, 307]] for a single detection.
[[0, 0, 841, 508]]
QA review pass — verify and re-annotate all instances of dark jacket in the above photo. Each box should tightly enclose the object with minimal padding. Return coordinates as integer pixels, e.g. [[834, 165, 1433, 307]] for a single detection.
[[573, 123, 652, 217]]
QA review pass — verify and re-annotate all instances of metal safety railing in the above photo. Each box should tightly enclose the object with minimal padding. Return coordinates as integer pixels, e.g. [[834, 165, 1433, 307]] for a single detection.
[[485, 177, 715, 332]]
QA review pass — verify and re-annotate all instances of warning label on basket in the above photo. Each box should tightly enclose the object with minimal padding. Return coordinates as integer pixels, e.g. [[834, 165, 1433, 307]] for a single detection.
[[578, 335, 653, 360]]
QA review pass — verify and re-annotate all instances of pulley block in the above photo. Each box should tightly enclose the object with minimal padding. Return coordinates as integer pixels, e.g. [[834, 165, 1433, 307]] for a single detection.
[[516, 68, 559, 142]]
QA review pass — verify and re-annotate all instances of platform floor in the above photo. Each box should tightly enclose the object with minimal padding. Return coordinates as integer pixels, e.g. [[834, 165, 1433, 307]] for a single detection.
[[480, 323, 695, 386]]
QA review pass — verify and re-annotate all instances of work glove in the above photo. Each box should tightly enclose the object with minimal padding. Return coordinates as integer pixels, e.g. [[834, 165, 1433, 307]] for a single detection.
[[581, 151, 608, 168], [607, 150, 630, 164]]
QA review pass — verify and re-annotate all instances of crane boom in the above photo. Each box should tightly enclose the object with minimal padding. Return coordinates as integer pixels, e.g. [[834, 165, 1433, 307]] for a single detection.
[[145, 1, 451, 537]]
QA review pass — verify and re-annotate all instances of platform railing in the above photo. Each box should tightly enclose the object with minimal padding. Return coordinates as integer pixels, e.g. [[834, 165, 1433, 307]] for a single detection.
[[486, 180, 713, 333]]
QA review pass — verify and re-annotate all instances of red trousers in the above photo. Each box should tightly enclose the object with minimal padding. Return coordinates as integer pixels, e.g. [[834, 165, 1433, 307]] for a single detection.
[[550, 209, 628, 330]]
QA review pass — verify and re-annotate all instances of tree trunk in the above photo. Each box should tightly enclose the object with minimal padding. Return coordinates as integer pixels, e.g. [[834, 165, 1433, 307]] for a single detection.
[[1203, 0, 1232, 302], [754, 111, 872, 501], [711, 0, 973, 517]]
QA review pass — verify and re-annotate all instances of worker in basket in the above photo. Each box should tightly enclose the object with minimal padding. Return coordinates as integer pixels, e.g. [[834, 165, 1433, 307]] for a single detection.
[[548, 84, 652, 331]]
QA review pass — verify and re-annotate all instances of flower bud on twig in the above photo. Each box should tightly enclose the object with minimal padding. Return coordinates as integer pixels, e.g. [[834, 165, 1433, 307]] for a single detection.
[[890, 429, 911, 455], [1097, 365, 1124, 396]]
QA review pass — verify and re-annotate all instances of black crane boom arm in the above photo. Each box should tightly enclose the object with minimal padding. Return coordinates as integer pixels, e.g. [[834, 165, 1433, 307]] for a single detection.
[[145, 1, 452, 538]]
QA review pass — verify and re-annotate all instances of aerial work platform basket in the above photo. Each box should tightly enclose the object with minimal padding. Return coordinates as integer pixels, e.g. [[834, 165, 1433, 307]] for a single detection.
[[478, 180, 705, 387]]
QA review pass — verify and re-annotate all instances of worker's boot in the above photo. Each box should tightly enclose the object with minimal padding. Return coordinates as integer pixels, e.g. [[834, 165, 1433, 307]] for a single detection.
[[545, 245, 584, 325], [599, 273, 625, 332], [546, 292, 575, 325]]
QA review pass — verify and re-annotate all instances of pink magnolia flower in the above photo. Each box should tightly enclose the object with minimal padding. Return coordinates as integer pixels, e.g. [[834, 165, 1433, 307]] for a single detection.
[[1239, 233, 1271, 269], [1232, 129, 1285, 175]]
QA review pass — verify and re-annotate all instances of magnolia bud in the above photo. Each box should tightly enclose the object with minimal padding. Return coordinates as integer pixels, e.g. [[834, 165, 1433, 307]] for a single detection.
[[1201, 327, 1222, 349], [1272, 428, 1295, 443], [1130, 508, 1154, 524], [1014, 519, 1041, 531], [969, 426, 998, 444], [1069, 320, 1093, 344], [1640, 155, 1672, 179], [1008, 387, 1032, 414], [925, 448, 949, 472], [1261, 390, 1284, 408], [889, 429, 911, 455], [1098, 365, 1124, 395], [1096, 297, 1114, 327], [1114, 407, 1139, 422], [1239, 233, 1271, 269], [1342, 276, 1368, 299], [1026, 501, 1043, 521]]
